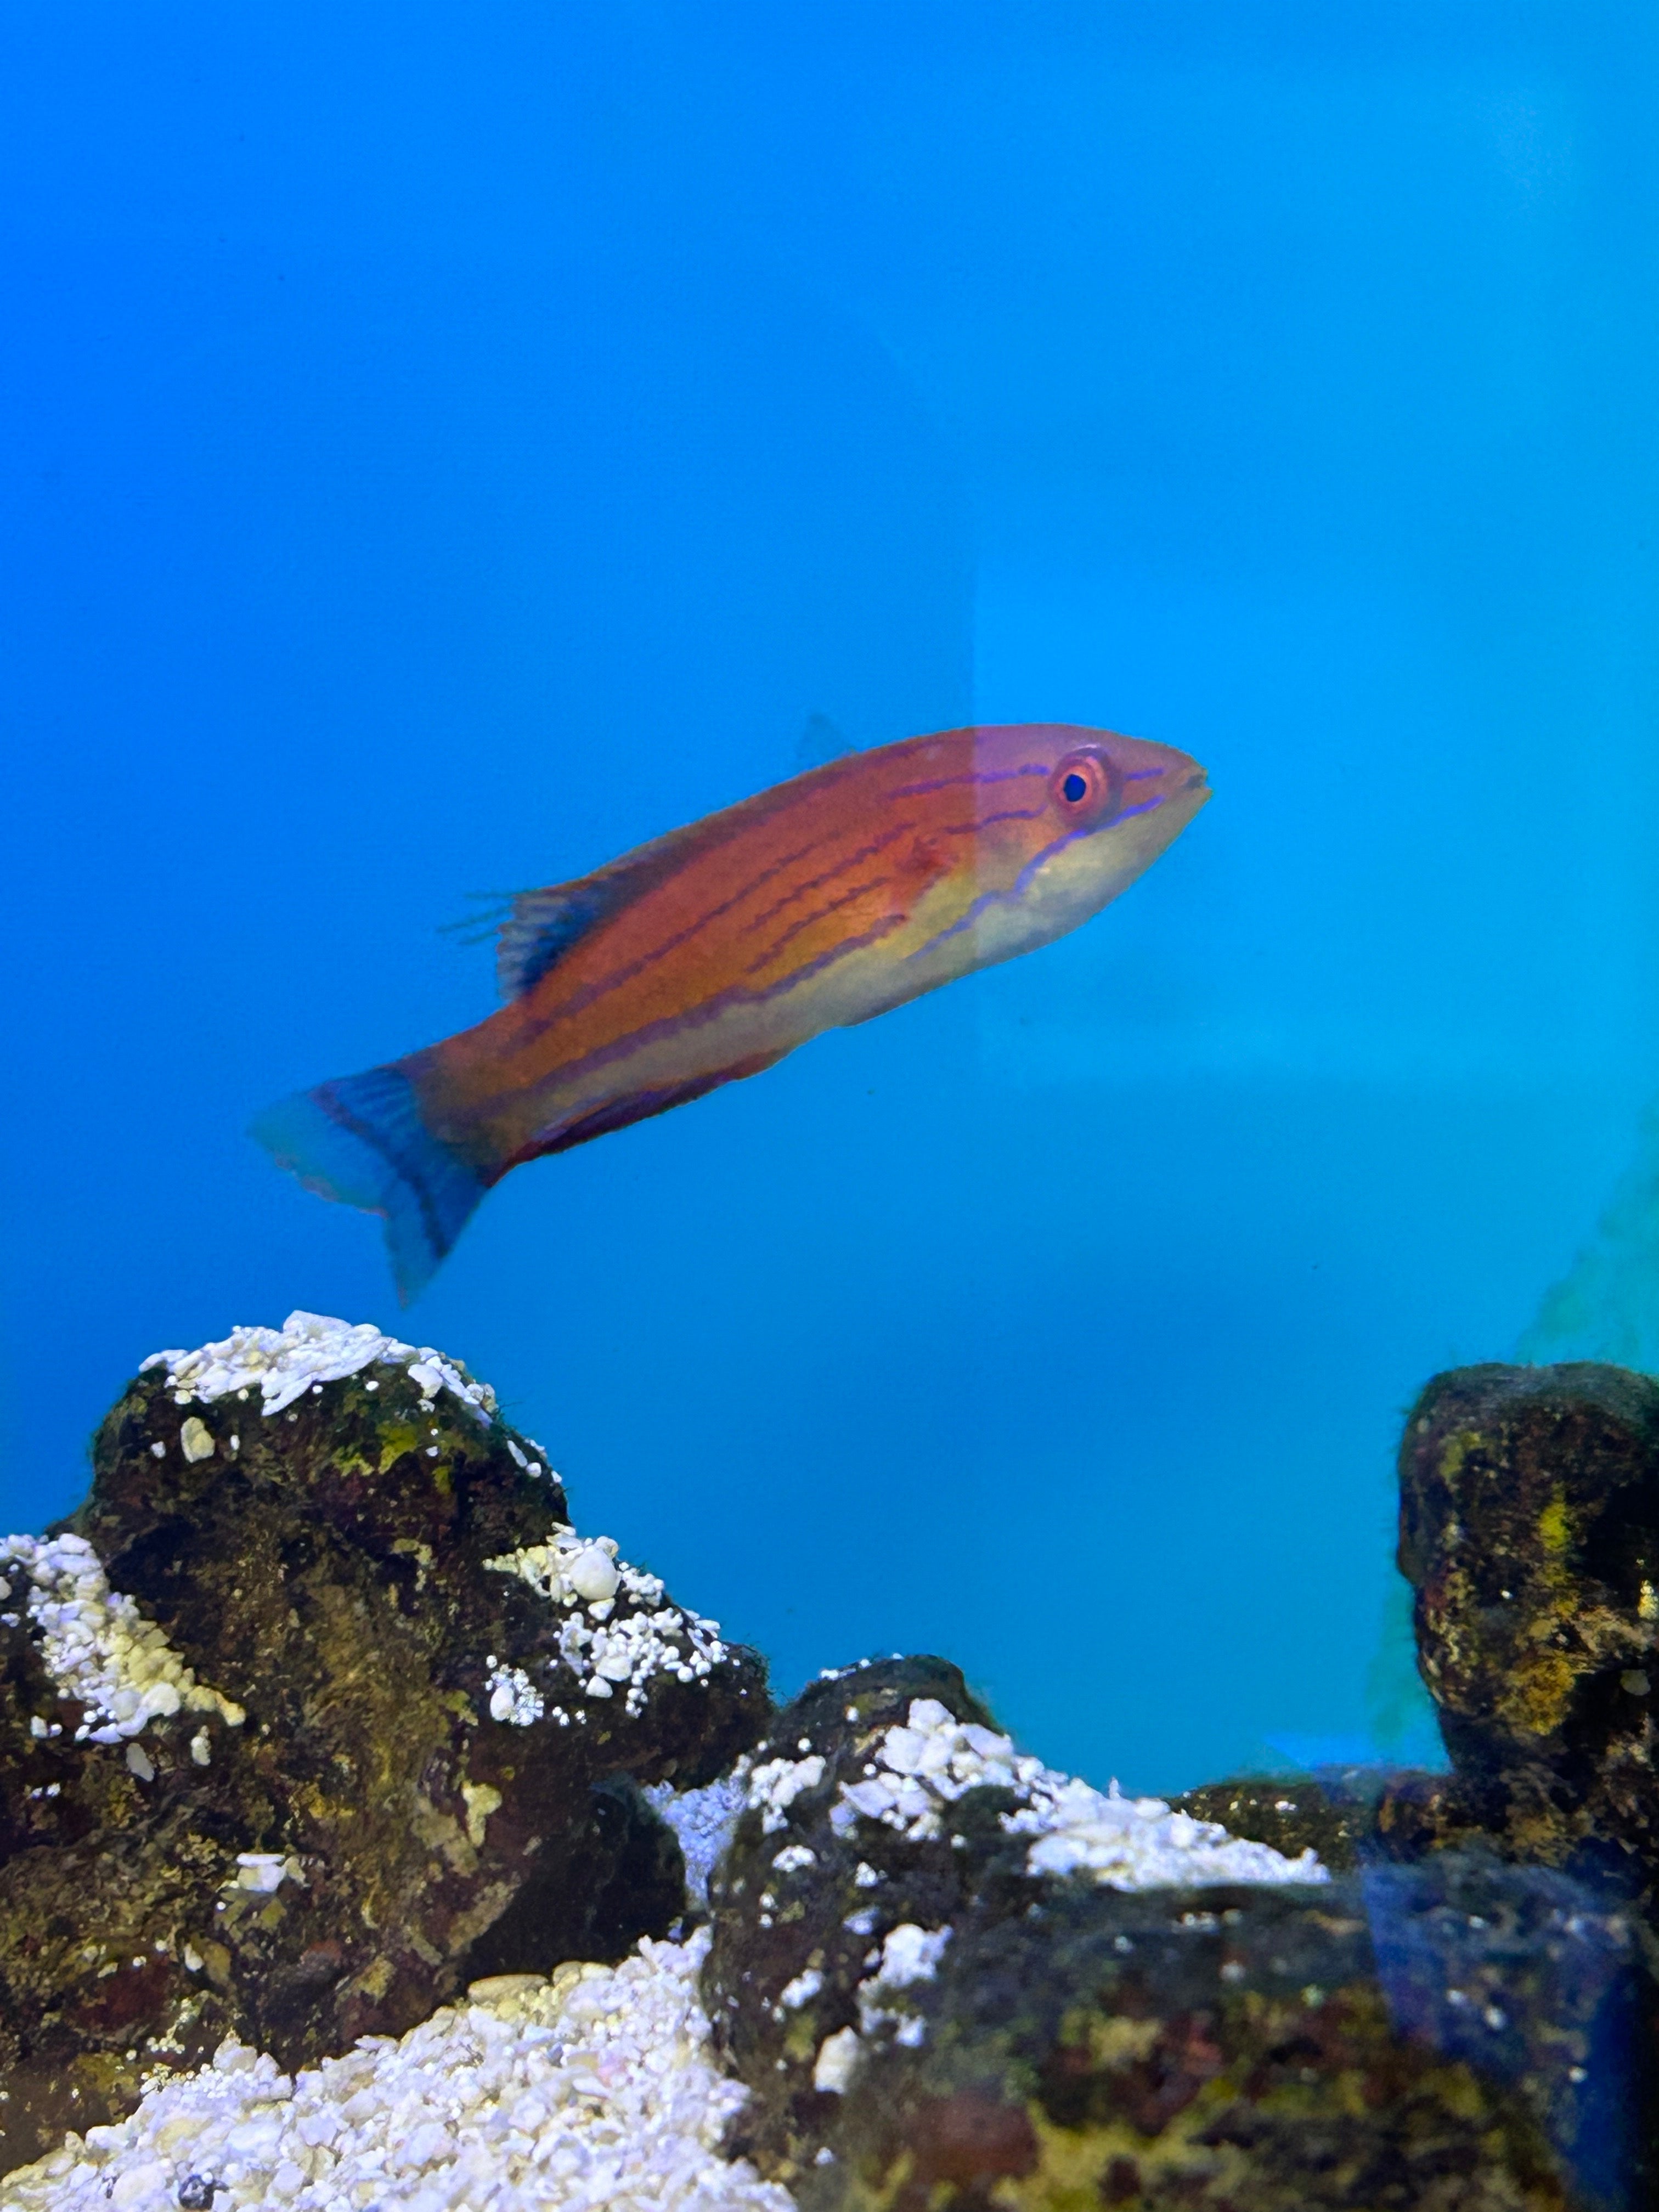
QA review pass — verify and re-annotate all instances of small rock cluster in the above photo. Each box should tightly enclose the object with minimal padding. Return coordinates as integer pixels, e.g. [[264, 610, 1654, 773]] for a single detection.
[[4, 1330, 1659, 2209]]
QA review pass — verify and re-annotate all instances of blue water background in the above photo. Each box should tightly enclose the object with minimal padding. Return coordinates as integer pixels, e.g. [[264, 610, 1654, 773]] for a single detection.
[[4, 3, 1656, 1795]]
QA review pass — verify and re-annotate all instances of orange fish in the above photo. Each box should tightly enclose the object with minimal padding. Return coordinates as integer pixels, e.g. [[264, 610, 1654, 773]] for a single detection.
[[255, 723, 1209, 1297]]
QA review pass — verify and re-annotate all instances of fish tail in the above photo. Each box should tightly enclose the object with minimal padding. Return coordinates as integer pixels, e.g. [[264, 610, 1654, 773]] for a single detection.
[[251, 1064, 488, 1304]]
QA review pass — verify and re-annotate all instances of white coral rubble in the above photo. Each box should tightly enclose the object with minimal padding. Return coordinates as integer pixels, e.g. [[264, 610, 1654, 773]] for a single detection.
[[855, 1920, 951, 2049], [486, 1532, 730, 1722], [743, 1753, 826, 1836], [811, 2027, 861, 2095], [485, 1663, 546, 1728], [142, 1312, 503, 1429], [3, 1931, 792, 2212], [831, 1698, 1328, 1891], [0, 1533, 244, 1745]]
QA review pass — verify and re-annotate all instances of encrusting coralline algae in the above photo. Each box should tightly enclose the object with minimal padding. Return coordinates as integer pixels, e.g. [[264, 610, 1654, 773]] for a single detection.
[[1, 1932, 792, 2212]]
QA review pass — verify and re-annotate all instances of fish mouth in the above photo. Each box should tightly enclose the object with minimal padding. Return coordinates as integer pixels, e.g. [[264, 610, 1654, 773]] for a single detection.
[[1141, 759, 1209, 826], [1114, 736, 1208, 811]]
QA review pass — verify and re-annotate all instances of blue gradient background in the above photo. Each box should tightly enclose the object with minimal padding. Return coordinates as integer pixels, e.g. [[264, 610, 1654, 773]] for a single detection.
[[4, 2, 1656, 1793]]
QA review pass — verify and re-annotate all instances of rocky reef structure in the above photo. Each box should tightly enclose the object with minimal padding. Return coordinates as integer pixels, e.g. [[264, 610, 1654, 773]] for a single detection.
[[1183, 1364, 1659, 1905], [1395, 1362, 1659, 1884], [3, 1327, 1658, 2209], [706, 1664, 1644, 2211], [0, 1314, 765, 2175]]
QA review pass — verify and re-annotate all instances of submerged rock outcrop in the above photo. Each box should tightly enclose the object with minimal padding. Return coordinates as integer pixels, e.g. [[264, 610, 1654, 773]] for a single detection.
[[703, 1666, 1644, 2211], [0, 1314, 766, 2174], [5, 1326, 1659, 2210], [1397, 1361, 1659, 1889]]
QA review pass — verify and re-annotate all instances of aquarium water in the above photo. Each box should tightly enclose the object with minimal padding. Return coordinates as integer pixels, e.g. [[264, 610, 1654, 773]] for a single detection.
[[3, 0, 1656, 1801]]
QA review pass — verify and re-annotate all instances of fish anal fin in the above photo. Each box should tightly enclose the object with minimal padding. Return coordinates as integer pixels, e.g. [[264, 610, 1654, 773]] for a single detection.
[[510, 1048, 790, 1163]]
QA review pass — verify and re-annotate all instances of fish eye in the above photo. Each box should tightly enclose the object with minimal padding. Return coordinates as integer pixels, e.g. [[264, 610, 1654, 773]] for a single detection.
[[1049, 748, 1117, 824]]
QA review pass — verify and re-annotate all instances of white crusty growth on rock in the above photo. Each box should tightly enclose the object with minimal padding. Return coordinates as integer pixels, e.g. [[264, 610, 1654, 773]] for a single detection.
[[486, 1530, 730, 1722], [868, 1921, 951, 1989], [142, 1311, 500, 1425], [812, 2025, 862, 2095], [744, 1752, 826, 1835], [484, 1661, 545, 1728], [228, 1852, 305, 1895], [2, 1931, 792, 2212], [0, 1533, 244, 1746], [833, 1699, 1328, 1890], [856, 1921, 952, 2045]]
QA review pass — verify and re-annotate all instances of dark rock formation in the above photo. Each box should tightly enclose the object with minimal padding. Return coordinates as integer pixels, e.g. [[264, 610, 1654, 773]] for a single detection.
[[806, 1867, 1634, 2212], [1174, 1363, 1659, 1920], [1168, 1775, 1372, 1873], [704, 1655, 1006, 2175], [1395, 1362, 1659, 1895], [0, 1331, 767, 2174], [14, 1333, 1659, 2208], [706, 1664, 1655, 2211]]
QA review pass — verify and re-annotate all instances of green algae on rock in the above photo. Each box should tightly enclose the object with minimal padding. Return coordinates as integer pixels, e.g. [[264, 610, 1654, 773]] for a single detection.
[[1166, 1769, 1513, 1882], [0, 1314, 769, 2177], [1166, 1776, 1376, 1875]]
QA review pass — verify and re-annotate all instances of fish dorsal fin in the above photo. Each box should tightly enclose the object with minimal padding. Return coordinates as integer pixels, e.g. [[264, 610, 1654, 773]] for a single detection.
[[497, 742, 873, 1001], [494, 817, 724, 1000], [496, 882, 612, 998], [795, 712, 857, 771]]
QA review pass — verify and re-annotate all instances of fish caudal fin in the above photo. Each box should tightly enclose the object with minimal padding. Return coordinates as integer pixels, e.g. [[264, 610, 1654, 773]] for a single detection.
[[251, 1065, 488, 1304]]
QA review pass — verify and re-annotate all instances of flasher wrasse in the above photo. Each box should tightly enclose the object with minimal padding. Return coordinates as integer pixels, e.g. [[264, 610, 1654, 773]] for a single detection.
[[255, 723, 1209, 1299]]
